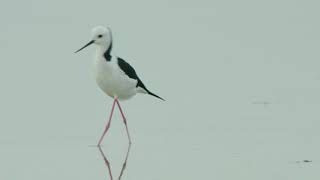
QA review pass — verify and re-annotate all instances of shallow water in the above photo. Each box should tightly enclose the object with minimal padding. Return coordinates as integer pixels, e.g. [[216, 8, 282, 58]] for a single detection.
[[1, 0, 320, 179]]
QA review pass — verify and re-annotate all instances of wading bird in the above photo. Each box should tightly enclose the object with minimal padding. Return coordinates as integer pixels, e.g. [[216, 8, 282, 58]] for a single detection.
[[75, 26, 164, 145]]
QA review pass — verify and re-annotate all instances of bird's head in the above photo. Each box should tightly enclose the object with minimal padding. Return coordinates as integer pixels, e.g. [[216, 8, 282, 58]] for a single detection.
[[75, 26, 112, 53]]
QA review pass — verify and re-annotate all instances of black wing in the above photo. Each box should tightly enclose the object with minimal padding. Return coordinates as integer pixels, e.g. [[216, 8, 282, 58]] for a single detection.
[[117, 57, 165, 101], [117, 57, 147, 89]]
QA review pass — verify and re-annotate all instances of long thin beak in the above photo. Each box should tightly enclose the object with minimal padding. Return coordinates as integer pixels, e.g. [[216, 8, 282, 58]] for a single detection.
[[75, 40, 94, 53]]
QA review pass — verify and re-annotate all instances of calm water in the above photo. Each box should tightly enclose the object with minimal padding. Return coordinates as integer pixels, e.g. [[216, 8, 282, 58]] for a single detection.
[[1, 0, 320, 179]]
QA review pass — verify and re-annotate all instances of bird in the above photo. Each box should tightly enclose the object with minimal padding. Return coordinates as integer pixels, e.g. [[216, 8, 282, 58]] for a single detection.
[[75, 26, 164, 146]]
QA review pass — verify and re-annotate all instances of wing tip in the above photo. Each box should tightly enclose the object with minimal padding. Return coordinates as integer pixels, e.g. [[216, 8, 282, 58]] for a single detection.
[[148, 91, 165, 101]]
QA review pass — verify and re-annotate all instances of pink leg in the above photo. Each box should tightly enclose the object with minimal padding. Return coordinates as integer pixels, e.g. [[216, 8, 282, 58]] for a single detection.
[[97, 98, 117, 146], [115, 99, 132, 144]]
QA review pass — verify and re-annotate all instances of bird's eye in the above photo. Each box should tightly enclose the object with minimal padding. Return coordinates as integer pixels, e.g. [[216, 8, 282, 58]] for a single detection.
[[98, 34, 103, 38]]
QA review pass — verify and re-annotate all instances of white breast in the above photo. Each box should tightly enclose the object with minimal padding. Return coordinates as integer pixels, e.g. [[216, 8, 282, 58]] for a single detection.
[[94, 54, 138, 100]]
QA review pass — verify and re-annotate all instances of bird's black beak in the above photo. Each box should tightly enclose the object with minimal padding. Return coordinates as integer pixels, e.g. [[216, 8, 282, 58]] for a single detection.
[[75, 40, 94, 53]]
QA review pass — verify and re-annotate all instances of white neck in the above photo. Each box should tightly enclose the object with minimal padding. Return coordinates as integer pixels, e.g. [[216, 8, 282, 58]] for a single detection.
[[96, 41, 112, 55]]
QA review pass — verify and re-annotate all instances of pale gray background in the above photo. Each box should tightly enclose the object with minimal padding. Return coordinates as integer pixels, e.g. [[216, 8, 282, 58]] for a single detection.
[[0, 0, 319, 179]]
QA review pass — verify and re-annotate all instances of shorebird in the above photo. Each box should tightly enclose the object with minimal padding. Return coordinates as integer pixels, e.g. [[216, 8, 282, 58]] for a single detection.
[[75, 26, 164, 146]]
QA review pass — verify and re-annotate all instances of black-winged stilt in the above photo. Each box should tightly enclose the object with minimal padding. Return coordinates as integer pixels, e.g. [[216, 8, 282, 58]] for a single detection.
[[75, 26, 164, 146]]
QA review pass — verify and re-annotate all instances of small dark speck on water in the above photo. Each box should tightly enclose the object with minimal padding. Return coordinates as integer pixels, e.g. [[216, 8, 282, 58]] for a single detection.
[[296, 160, 312, 163]]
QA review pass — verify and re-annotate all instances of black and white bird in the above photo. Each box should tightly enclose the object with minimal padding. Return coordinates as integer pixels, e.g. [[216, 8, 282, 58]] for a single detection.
[[75, 26, 164, 146]]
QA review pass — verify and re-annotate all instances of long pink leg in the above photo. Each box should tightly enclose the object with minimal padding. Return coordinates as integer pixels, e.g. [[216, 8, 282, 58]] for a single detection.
[[115, 99, 132, 144], [98, 98, 117, 146]]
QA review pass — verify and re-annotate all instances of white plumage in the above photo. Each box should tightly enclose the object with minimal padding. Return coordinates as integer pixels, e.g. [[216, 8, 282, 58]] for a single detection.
[[75, 26, 163, 101], [94, 53, 139, 100]]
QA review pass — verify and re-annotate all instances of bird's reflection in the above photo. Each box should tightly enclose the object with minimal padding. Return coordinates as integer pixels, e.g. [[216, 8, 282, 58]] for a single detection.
[[98, 145, 131, 180]]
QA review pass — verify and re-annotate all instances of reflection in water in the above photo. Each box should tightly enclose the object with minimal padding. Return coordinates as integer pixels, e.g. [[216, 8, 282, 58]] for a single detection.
[[98, 145, 132, 180]]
